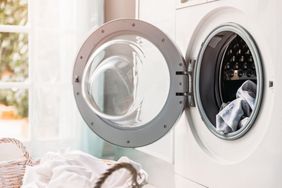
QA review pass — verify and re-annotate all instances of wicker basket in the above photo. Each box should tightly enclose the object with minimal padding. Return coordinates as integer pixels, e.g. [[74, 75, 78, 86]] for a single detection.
[[94, 161, 142, 188], [0, 138, 34, 188], [0, 138, 142, 188]]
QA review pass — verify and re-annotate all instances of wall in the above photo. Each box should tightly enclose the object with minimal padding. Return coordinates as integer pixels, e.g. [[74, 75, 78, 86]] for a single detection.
[[104, 0, 136, 21]]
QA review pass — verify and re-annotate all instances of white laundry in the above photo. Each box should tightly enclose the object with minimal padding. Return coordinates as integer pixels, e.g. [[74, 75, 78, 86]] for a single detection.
[[216, 80, 256, 134], [216, 98, 251, 133], [21, 150, 148, 188], [236, 79, 257, 110]]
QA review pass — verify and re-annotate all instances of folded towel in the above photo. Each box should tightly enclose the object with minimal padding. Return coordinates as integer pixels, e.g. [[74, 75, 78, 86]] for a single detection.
[[22, 150, 148, 188], [216, 80, 256, 134]]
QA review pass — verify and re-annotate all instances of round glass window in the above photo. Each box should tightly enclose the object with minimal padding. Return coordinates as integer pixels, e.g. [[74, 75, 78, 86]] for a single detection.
[[82, 35, 170, 128], [195, 24, 263, 140]]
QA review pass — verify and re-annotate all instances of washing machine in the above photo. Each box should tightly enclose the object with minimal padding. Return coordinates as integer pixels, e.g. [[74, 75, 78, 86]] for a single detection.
[[72, 0, 280, 187]]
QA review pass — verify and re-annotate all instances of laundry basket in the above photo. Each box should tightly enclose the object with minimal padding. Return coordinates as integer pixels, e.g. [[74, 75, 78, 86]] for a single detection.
[[0, 138, 142, 188], [0, 138, 35, 188]]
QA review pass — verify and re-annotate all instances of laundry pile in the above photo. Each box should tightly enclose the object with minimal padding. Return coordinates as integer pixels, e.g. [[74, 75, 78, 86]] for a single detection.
[[216, 80, 257, 134], [21, 150, 148, 188]]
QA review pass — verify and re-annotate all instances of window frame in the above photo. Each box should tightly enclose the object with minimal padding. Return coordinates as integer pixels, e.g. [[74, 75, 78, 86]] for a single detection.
[[0, 0, 31, 140]]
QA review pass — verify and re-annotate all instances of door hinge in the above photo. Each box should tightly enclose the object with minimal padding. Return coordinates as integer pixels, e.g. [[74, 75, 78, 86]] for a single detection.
[[175, 59, 196, 107], [188, 59, 196, 107]]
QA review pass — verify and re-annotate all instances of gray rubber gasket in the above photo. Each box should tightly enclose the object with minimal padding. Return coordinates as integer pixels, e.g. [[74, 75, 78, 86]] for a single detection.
[[194, 23, 264, 140]]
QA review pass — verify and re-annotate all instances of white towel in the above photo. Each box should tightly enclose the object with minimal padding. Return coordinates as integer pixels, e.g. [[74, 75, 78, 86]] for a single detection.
[[216, 80, 256, 134], [216, 98, 251, 133], [236, 80, 256, 110], [22, 150, 148, 188]]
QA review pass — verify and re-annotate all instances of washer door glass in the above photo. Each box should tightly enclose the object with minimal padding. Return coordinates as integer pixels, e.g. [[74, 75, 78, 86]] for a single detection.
[[82, 35, 170, 128], [73, 19, 186, 147]]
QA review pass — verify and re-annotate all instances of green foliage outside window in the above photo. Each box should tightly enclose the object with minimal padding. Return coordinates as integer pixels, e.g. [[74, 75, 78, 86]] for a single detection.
[[0, 0, 28, 118], [0, 89, 28, 117], [0, 32, 28, 82], [0, 0, 27, 25]]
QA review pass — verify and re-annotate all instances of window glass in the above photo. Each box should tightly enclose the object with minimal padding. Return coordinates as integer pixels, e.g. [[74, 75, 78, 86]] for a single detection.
[[0, 0, 28, 25], [0, 89, 28, 139], [0, 32, 28, 81]]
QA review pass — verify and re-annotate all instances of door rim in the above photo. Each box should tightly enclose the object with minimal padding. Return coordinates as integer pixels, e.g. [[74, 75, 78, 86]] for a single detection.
[[73, 19, 187, 147]]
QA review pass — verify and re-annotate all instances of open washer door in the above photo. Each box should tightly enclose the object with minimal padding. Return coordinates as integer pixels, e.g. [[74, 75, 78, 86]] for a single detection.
[[73, 19, 187, 147]]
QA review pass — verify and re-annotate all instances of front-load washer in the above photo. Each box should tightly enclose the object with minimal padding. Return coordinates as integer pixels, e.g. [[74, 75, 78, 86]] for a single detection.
[[174, 0, 278, 187], [72, 0, 279, 187]]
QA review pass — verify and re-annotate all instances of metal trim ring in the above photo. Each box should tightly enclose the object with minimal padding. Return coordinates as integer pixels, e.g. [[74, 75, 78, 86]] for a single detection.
[[73, 19, 187, 147], [195, 23, 264, 140]]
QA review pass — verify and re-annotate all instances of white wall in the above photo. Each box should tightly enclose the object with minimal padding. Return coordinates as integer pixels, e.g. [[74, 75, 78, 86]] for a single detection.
[[136, 0, 176, 164], [104, 0, 136, 21]]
